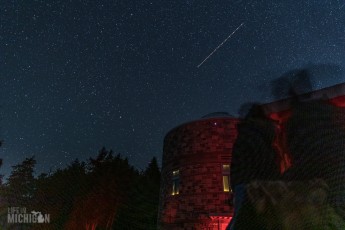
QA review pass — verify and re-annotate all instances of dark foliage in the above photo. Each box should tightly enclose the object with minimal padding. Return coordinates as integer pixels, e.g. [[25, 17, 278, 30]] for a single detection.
[[6, 157, 36, 206], [114, 157, 160, 229], [0, 148, 161, 230]]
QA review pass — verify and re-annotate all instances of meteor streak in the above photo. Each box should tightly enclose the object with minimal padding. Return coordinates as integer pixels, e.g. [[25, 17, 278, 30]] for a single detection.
[[197, 22, 244, 68]]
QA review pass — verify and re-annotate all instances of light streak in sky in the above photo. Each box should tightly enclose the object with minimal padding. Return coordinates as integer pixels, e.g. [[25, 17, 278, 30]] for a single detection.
[[197, 22, 244, 68]]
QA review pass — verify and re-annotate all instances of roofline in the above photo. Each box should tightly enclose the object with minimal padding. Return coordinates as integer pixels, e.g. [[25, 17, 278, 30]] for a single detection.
[[164, 116, 239, 140], [262, 82, 345, 114]]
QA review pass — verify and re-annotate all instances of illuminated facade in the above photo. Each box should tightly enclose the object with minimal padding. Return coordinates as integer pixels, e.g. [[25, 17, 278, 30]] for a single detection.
[[158, 82, 345, 230], [261, 82, 345, 173], [157, 113, 239, 230]]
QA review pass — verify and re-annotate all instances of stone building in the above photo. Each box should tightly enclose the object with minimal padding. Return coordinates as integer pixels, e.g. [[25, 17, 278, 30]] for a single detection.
[[157, 112, 239, 230], [158, 82, 345, 230]]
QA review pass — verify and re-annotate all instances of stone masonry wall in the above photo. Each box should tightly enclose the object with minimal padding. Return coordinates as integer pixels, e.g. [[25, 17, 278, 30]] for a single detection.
[[158, 117, 239, 230]]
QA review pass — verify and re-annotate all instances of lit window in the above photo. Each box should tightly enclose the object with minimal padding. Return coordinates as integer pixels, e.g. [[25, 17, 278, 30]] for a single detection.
[[172, 170, 180, 195], [222, 165, 231, 192], [223, 175, 230, 192]]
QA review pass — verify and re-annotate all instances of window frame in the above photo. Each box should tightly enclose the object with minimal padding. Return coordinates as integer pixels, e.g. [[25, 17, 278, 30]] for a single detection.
[[222, 164, 231, 192], [172, 169, 180, 195]]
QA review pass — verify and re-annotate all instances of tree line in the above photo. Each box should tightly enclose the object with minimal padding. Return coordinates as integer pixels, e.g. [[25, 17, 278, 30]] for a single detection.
[[0, 147, 161, 230]]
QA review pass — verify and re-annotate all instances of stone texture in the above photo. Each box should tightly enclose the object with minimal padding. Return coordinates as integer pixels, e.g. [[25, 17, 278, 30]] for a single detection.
[[158, 117, 239, 230]]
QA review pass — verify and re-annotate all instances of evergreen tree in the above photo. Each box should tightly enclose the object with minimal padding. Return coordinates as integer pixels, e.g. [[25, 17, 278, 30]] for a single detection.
[[115, 157, 161, 229], [145, 157, 160, 184], [32, 158, 89, 229], [66, 148, 137, 230], [6, 157, 36, 206]]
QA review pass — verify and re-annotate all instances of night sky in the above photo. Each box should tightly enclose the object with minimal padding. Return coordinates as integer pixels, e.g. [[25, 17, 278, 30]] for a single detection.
[[0, 0, 345, 177]]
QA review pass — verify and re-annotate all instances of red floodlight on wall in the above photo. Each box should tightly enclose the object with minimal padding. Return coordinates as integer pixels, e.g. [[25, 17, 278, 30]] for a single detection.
[[157, 113, 238, 230], [262, 82, 345, 173]]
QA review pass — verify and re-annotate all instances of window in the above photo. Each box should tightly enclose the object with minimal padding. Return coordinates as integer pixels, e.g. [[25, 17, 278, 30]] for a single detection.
[[172, 170, 180, 195], [223, 175, 230, 192], [222, 165, 231, 192]]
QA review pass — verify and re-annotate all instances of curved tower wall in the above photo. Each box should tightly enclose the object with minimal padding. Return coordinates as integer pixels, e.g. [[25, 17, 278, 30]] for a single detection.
[[158, 116, 239, 230]]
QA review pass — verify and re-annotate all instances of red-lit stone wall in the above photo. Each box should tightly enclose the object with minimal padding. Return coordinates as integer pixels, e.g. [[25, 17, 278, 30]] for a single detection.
[[267, 96, 345, 173], [158, 83, 345, 229], [158, 117, 239, 230]]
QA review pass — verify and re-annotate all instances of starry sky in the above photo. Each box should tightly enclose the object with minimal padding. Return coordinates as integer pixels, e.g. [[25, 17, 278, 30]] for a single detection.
[[0, 0, 345, 177]]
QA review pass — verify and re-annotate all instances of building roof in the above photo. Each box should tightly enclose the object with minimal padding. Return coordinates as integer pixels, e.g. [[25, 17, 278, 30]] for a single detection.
[[262, 82, 345, 114], [201, 112, 234, 118], [164, 112, 238, 139]]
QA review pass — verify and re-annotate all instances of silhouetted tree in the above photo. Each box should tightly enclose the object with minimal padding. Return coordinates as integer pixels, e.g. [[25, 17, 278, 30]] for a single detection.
[[66, 148, 138, 230], [110, 157, 160, 229], [6, 157, 36, 207], [2, 147, 161, 230], [145, 157, 160, 184], [31, 158, 89, 229]]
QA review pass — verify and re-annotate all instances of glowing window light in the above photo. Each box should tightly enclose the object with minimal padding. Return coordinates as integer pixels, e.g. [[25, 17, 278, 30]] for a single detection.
[[222, 165, 231, 192], [172, 170, 180, 195], [223, 176, 230, 192]]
